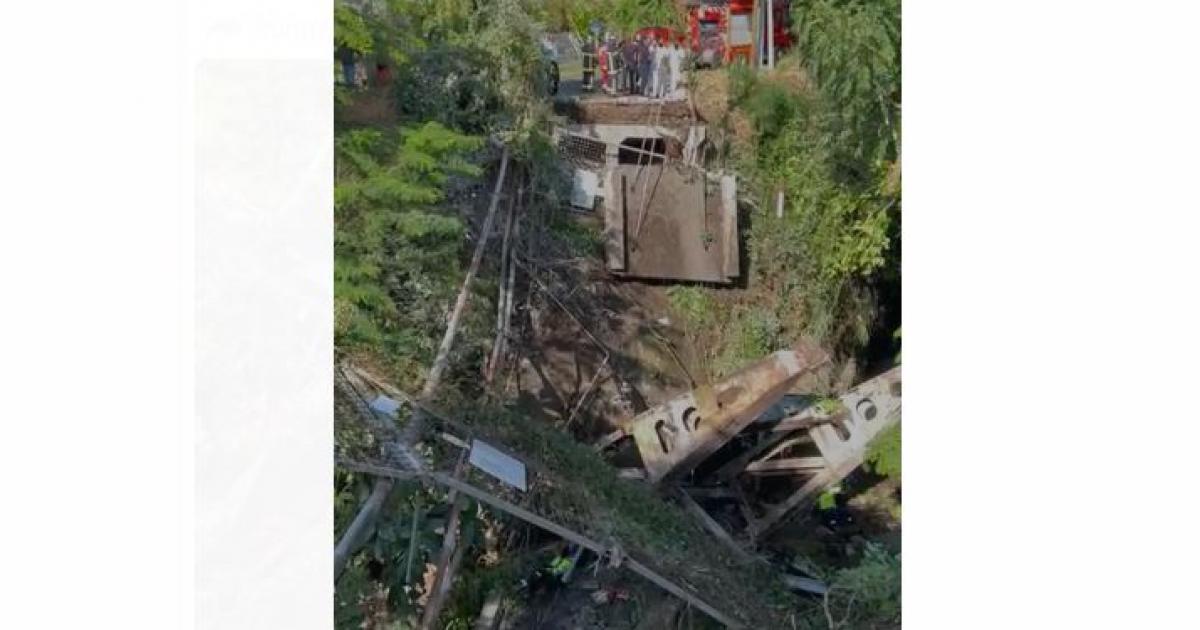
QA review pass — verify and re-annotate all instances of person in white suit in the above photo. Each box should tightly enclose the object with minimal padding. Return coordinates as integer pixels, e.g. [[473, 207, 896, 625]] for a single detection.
[[667, 42, 684, 98], [655, 41, 670, 99], [645, 39, 659, 98]]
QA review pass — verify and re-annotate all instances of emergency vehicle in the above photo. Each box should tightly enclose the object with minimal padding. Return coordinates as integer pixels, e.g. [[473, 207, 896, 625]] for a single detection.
[[685, 0, 792, 67]]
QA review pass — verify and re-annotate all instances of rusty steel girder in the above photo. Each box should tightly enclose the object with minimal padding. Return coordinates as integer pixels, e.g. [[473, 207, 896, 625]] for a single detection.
[[747, 365, 902, 538], [628, 343, 829, 484]]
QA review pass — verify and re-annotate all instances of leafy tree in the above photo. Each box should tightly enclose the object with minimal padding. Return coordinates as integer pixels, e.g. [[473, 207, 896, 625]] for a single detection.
[[609, 0, 682, 33], [544, 0, 683, 38], [471, 0, 558, 144], [335, 4, 374, 54], [334, 122, 483, 388], [702, 0, 901, 354], [794, 0, 901, 165]]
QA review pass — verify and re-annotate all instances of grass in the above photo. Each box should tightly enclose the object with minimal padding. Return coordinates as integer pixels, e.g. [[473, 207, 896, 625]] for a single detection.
[[548, 214, 604, 256]]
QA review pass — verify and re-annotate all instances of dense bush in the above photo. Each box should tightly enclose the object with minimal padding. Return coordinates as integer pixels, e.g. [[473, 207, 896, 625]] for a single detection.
[[713, 0, 901, 355], [334, 123, 483, 389]]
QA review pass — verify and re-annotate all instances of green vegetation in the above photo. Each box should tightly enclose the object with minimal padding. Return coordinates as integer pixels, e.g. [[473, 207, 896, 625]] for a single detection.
[[547, 212, 603, 256], [866, 423, 901, 482], [333, 1, 572, 625], [666, 285, 714, 328], [335, 123, 483, 390], [545, 0, 682, 38], [676, 0, 901, 363]]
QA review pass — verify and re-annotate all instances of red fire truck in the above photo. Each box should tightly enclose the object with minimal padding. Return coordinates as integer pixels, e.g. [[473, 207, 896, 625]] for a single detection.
[[685, 0, 792, 67]]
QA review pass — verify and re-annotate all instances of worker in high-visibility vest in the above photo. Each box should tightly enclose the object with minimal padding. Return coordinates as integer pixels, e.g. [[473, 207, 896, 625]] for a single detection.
[[521, 543, 578, 601], [547, 553, 574, 578]]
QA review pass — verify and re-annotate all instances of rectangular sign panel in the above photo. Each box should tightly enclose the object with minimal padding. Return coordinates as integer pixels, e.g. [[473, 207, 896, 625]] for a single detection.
[[468, 439, 528, 492]]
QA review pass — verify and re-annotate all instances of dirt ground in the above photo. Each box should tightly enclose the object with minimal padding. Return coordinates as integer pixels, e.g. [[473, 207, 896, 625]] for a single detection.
[[338, 84, 399, 127]]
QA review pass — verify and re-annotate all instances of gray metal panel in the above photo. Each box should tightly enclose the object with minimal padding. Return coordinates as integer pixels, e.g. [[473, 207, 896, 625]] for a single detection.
[[468, 439, 528, 492]]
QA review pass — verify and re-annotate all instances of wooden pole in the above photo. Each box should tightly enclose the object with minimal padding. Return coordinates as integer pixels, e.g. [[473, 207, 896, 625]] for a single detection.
[[485, 181, 517, 383]]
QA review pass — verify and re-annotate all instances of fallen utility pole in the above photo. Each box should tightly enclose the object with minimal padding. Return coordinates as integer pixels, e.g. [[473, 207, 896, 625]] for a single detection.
[[485, 179, 519, 383], [337, 458, 745, 629], [334, 147, 511, 580]]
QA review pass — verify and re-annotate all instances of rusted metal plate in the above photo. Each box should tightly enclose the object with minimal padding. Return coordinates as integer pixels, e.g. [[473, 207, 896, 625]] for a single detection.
[[627, 343, 829, 484], [602, 165, 739, 283]]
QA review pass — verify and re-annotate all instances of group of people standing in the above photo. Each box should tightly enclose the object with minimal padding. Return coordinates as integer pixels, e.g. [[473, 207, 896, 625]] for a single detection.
[[584, 34, 685, 99], [337, 45, 392, 90]]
